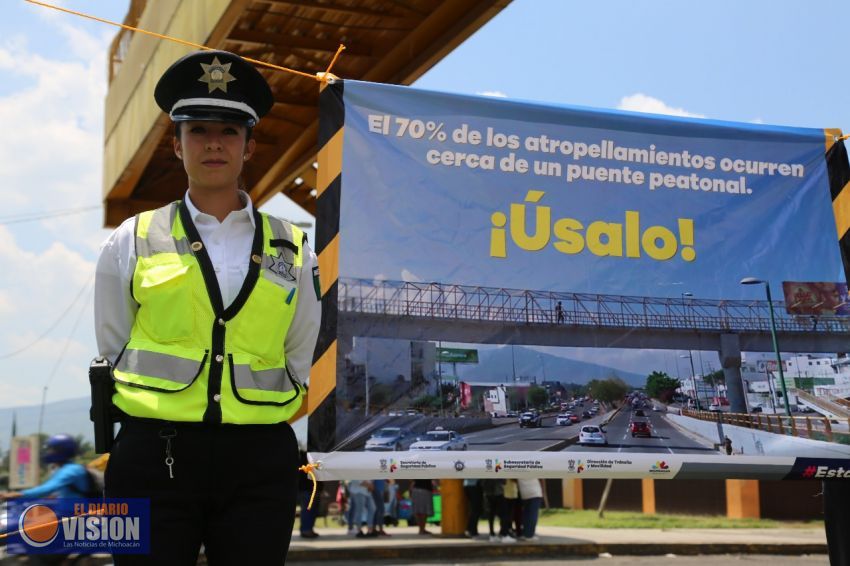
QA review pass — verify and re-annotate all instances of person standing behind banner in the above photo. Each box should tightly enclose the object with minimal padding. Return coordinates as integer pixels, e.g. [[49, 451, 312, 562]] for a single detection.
[[481, 479, 505, 542], [501, 479, 520, 543], [411, 478, 435, 535], [347, 480, 376, 537], [518, 478, 544, 541], [94, 50, 321, 565], [371, 478, 390, 536], [463, 478, 483, 538], [385, 478, 399, 526]]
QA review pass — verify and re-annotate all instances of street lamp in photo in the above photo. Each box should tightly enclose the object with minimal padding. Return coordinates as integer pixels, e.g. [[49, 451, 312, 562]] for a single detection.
[[681, 291, 693, 325], [680, 352, 700, 411], [740, 277, 792, 417]]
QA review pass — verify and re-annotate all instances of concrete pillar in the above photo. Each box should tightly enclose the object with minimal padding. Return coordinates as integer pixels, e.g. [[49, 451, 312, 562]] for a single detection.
[[561, 478, 583, 509], [726, 479, 760, 518], [641, 479, 656, 514], [440, 479, 466, 536], [718, 333, 747, 414]]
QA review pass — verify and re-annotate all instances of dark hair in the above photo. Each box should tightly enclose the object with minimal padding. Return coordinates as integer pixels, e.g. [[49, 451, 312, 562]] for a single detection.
[[173, 122, 253, 141]]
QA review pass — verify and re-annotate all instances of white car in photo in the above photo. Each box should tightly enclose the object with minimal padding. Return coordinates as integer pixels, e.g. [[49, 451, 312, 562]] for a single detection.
[[578, 425, 608, 446], [364, 427, 412, 451], [555, 413, 573, 426], [409, 428, 468, 451]]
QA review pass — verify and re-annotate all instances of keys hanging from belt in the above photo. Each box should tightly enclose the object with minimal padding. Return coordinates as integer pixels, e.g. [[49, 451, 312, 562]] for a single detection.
[[158, 427, 177, 479]]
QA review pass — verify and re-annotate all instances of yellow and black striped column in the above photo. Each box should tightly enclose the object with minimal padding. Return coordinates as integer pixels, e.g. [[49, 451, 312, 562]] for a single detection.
[[826, 128, 850, 289], [307, 79, 344, 452]]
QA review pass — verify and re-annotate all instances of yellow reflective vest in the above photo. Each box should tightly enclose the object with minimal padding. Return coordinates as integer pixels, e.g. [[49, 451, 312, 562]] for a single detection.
[[112, 201, 305, 424]]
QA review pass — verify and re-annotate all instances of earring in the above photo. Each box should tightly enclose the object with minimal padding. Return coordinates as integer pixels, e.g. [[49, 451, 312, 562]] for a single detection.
[[243, 155, 248, 161]]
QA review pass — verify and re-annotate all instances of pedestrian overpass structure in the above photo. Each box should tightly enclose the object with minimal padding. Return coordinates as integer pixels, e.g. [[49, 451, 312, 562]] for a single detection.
[[336, 278, 850, 413], [792, 388, 850, 420]]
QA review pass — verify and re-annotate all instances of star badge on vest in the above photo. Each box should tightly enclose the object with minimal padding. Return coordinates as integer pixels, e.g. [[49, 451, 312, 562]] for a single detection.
[[154, 50, 274, 127], [267, 253, 296, 282]]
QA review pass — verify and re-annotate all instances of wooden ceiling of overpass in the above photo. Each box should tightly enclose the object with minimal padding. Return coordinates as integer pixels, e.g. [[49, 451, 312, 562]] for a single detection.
[[104, 0, 511, 227]]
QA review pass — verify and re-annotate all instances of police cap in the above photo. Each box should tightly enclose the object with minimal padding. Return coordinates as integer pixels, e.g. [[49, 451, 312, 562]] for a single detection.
[[154, 50, 274, 127]]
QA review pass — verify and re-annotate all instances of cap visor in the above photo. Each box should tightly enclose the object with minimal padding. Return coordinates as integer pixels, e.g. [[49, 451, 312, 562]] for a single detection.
[[170, 106, 256, 126]]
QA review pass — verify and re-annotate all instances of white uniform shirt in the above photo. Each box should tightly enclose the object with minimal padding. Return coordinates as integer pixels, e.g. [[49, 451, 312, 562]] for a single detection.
[[94, 190, 321, 386]]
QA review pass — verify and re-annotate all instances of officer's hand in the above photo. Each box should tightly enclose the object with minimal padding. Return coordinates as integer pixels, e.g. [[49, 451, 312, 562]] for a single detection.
[[0, 491, 23, 500]]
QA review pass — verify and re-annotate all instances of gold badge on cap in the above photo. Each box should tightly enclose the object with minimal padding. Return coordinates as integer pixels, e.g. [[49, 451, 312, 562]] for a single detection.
[[199, 56, 236, 93]]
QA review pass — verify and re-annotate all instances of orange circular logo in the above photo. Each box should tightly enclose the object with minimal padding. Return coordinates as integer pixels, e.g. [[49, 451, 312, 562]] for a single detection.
[[19, 504, 60, 547]]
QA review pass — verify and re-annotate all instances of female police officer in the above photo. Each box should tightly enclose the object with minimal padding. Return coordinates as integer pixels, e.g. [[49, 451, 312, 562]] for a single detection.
[[94, 50, 320, 564]]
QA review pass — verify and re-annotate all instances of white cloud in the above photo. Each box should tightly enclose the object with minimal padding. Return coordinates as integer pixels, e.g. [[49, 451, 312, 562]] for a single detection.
[[0, 291, 12, 314], [477, 90, 507, 98], [0, 17, 110, 407], [617, 93, 705, 119], [401, 269, 422, 282]]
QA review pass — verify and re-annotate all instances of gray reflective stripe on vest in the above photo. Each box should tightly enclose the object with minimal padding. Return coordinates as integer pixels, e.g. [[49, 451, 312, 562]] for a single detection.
[[115, 348, 202, 385], [136, 204, 192, 258], [232, 364, 295, 393], [267, 215, 294, 247]]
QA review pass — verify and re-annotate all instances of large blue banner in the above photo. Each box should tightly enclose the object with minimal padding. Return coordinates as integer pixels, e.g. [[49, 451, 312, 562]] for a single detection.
[[310, 80, 850, 480], [340, 81, 842, 298]]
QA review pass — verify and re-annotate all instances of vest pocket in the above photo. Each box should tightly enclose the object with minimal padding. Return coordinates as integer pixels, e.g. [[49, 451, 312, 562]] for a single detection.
[[228, 353, 300, 406], [113, 347, 208, 393], [135, 262, 195, 343]]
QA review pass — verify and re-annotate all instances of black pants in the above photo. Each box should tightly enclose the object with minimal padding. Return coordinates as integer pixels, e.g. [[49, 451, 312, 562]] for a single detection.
[[464, 483, 483, 535], [105, 418, 299, 565], [825, 480, 850, 566]]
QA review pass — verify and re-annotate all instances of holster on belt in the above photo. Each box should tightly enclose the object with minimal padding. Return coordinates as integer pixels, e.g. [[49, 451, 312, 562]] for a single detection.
[[89, 356, 118, 454]]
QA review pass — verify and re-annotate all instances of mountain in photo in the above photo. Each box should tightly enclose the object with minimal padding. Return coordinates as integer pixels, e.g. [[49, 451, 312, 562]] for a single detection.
[[451, 346, 645, 387]]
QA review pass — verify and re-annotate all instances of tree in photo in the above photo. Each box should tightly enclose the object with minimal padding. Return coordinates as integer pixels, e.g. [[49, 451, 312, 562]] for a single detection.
[[645, 371, 681, 402], [587, 376, 629, 405], [527, 385, 549, 409]]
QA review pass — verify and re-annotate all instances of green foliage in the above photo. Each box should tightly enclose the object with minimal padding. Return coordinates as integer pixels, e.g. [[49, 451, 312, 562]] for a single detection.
[[586, 376, 629, 404], [703, 370, 726, 386], [506, 388, 523, 411], [645, 371, 681, 402], [562, 383, 587, 397], [527, 385, 549, 408]]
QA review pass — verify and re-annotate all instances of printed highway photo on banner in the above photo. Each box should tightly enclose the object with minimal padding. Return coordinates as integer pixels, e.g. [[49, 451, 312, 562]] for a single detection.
[[308, 79, 850, 481]]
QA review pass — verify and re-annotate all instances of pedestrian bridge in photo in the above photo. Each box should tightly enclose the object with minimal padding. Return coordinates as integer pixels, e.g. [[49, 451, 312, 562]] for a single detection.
[[336, 278, 850, 354]]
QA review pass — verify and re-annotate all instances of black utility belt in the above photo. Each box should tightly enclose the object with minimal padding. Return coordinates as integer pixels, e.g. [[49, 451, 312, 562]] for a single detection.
[[119, 415, 289, 431]]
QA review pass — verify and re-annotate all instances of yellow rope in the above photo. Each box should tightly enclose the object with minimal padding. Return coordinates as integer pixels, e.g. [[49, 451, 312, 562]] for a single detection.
[[0, 508, 105, 541], [838, 134, 850, 143], [324, 44, 347, 78], [23, 0, 344, 82], [298, 462, 320, 509]]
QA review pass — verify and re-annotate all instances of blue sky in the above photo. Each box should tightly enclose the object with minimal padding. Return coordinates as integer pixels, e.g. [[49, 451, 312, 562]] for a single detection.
[[2, 0, 849, 409]]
